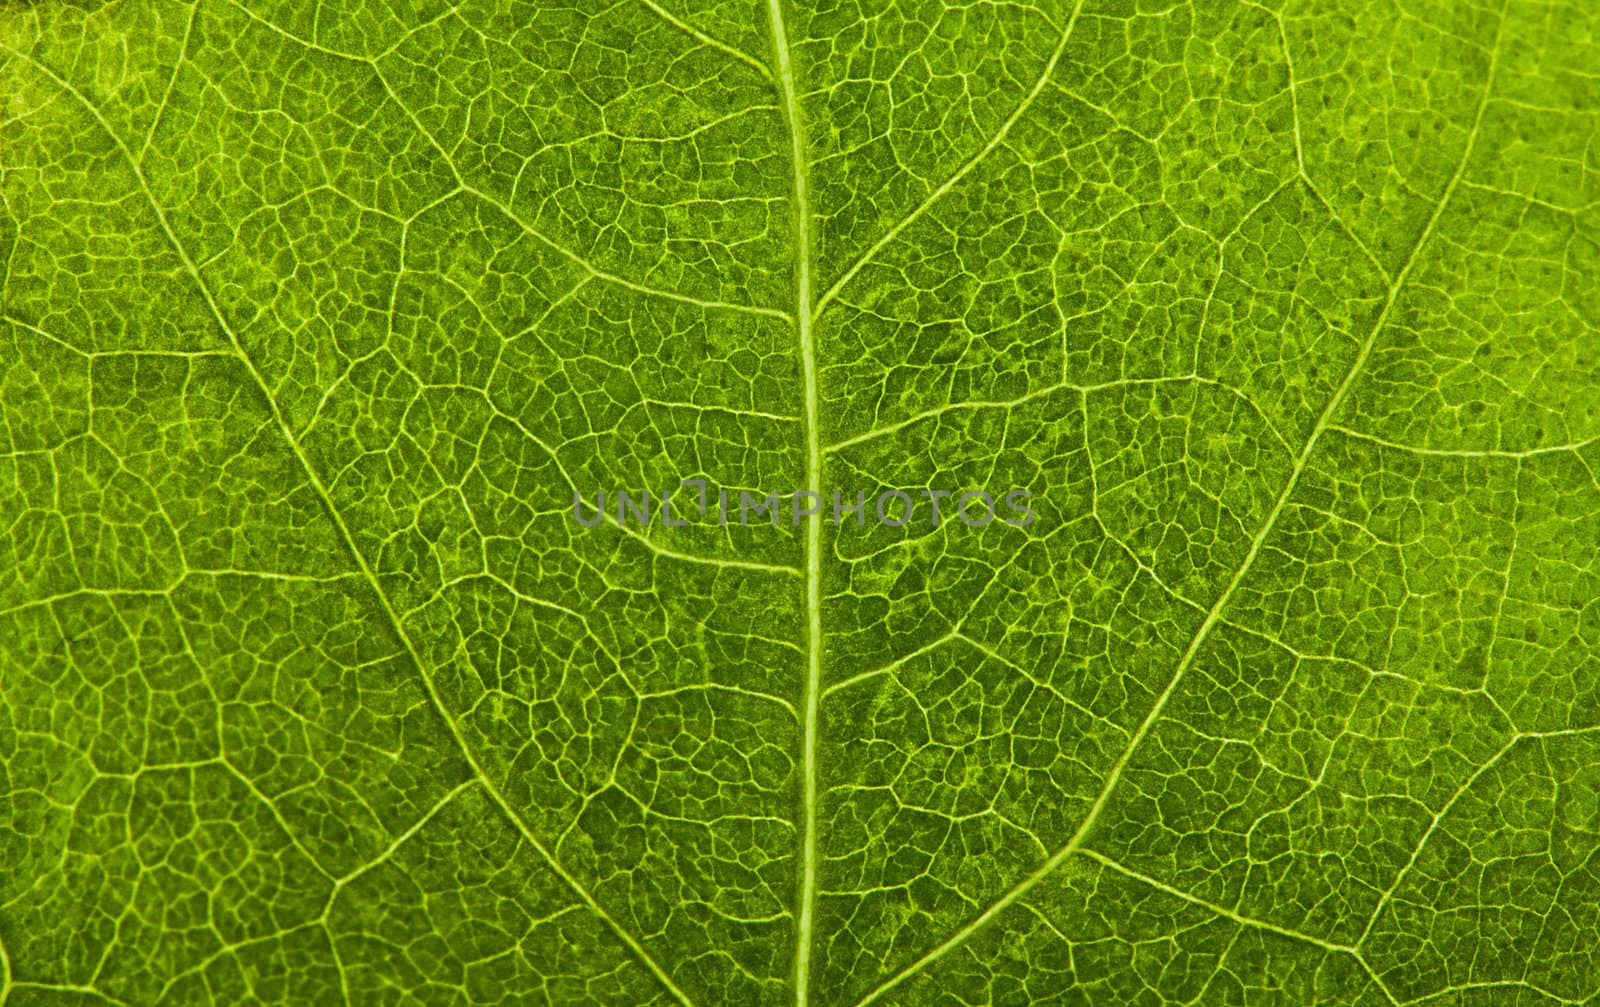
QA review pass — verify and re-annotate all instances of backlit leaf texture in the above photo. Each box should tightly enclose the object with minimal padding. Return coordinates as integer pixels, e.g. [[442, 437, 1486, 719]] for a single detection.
[[3, 0, 1599, 1004]]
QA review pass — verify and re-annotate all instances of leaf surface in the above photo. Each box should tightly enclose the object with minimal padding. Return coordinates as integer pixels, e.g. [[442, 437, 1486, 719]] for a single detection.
[[2, 1, 1599, 1005]]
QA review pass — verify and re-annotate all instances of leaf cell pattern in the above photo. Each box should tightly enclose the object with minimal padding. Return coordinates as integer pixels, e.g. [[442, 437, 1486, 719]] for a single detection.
[[2, 0, 1598, 1005]]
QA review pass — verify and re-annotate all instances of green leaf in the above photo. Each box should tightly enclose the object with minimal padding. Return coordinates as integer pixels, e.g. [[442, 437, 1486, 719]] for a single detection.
[[3, 1, 1598, 1005]]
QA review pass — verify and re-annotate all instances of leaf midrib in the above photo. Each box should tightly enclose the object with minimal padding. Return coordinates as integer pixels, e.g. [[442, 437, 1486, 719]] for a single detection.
[[760, 2, 824, 1005]]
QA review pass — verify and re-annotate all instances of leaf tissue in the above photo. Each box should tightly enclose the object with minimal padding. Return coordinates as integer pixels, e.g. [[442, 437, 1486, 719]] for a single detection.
[[2, 0, 1598, 1004]]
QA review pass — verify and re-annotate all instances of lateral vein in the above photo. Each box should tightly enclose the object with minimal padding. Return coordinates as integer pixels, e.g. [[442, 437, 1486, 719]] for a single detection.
[[812, 1, 1086, 320], [847, 3, 1509, 1001], [2, 44, 697, 1007]]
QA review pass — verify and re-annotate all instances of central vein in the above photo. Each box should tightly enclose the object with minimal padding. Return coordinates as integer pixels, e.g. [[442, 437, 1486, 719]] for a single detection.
[[764, 1, 822, 1003]]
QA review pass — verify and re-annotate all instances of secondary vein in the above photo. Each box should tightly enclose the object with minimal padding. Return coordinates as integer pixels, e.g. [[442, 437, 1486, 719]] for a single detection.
[[849, 3, 1509, 1001], [0, 42, 697, 1007]]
